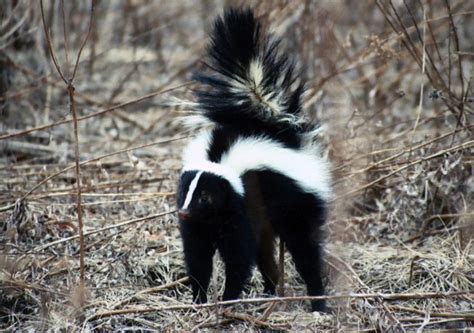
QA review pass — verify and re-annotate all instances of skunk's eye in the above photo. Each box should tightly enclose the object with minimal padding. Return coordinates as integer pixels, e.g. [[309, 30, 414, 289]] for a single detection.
[[199, 191, 213, 205]]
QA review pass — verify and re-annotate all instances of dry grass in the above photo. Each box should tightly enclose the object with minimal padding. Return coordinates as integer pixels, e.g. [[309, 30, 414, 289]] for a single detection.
[[1, 0, 472, 331]]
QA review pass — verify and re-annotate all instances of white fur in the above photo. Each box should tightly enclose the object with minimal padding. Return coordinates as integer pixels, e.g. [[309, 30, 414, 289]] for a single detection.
[[220, 136, 332, 201], [178, 114, 214, 130], [183, 160, 244, 196], [229, 75, 248, 93], [248, 59, 284, 116], [182, 132, 244, 196], [249, 60, 264, 90], [182, 131, 212, 166], [226, 59, 286, 117], [182, 171, 203, 209], [182, 132, 332, 201]]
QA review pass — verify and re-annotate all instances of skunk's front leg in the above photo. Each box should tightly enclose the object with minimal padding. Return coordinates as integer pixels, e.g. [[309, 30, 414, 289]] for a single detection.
[[180, 220, 216, 304], [217, 214, 256, 301]]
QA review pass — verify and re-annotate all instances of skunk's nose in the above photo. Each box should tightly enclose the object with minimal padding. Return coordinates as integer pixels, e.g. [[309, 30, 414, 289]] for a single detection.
[[178, 209, 190, 220]]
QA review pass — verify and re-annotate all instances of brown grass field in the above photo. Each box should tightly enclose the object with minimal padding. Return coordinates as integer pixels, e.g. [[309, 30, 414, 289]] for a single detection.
[[0, 1, 472, 331]]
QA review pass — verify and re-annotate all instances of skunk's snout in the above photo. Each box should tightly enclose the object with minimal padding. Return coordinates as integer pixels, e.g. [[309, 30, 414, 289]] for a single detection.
[[178, 209, 190, 220]]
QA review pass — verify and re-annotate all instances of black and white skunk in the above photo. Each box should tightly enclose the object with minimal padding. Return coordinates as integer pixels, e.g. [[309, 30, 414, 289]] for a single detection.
[[176, 8, 332, 312]]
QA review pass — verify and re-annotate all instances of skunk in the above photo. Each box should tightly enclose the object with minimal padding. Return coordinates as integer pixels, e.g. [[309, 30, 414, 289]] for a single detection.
[[176, 8, 332, 312]]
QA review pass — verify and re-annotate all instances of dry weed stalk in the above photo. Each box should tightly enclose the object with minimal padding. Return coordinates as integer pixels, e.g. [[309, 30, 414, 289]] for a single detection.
[[39, 0, 95, 308], [85, 290, 472, 322]]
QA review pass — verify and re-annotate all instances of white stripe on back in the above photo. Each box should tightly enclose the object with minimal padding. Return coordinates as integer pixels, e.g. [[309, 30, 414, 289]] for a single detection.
[[182, 171, 203, 209], [220, 136, 333, 200], [181, 131, 332, 201], [182, 132, 244, 195], [183, 161, 244, 195]]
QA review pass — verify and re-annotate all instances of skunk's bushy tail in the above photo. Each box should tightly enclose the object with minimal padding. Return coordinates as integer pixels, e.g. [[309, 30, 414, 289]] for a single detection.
[[194, 8, 305, 129]]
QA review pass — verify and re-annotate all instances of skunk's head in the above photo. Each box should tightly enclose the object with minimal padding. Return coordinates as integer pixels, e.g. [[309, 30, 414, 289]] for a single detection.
[[177, 170, 244, 223]]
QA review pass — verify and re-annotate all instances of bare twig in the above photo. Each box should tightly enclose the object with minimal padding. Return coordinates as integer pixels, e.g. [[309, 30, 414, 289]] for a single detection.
[[19, 135, 186, 203], [33, 209, 176, 252], [85, 290, 472, 322], [390, 304, 474, 320], [111, 277, 190, 309], [222, 309, 286, 329], [70, 1, 94, 82], [40, 0, 67, 84], [405, 212, 474, 242], [444, 0, 465, 104], [40, 0, 96, 294], [0, 82, 191, 141], [335, 140, 473, 200], [409, 5, 426, 150], [60, 0, 70, 76]]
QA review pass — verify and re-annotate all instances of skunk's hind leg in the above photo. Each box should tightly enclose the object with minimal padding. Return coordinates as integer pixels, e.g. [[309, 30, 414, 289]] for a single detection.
[[243, 172, 279, 295], [282, 226, 325, 312], [257, 222, 279, 295]]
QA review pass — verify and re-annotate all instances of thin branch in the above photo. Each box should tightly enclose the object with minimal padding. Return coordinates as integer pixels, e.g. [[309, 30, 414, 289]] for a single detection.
[[409, 5, 426, 150], [69, 82, 85, 285], [18, 135, 186, 203], [70, 0, 95, 81], [347, 125, 472, 174], [222, 310, 286, 330], [390, 304, 474, 320], [404, 0, 447, 91], [0, 82, 191, 141], [444, 0, 465, 104], [60, 0, 70, 76], [85, 290, 473, 322], [40, 0, 67, 84], [110, 277, 190, 309], [32, 210, 176, 252], [335, 140, 473, 201]]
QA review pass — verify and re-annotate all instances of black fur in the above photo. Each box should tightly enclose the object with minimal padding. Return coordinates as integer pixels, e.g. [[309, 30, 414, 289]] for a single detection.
[[245, 170, 326, 311], [194, 8, 308, 152], [206, 125, 301, 163], [178, 171, 256, 303], [177, 8, 329, 312]]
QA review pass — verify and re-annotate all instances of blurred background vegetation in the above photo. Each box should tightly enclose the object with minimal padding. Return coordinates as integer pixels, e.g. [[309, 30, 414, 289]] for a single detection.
[[0, 0, 472, 331]]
